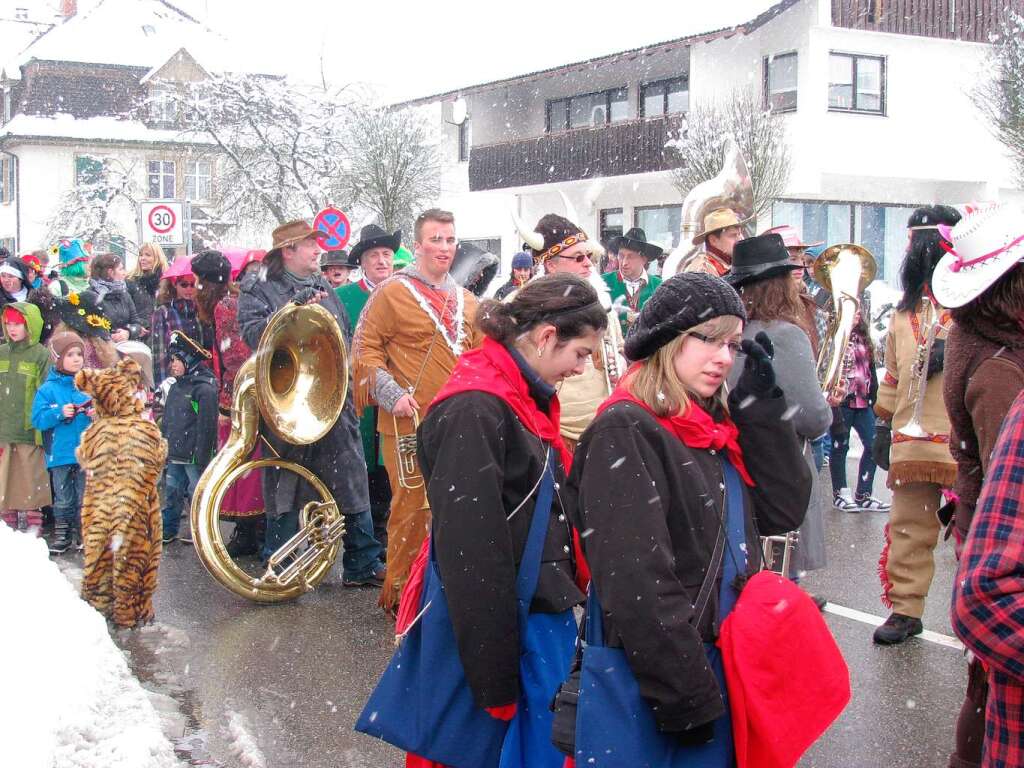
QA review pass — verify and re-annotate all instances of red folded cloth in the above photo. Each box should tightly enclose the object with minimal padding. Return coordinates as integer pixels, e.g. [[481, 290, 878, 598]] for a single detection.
[[485, 703, 517, 721]]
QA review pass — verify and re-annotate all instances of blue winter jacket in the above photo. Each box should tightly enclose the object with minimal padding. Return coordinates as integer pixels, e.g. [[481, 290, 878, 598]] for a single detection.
[[31, 368, 91, 468]]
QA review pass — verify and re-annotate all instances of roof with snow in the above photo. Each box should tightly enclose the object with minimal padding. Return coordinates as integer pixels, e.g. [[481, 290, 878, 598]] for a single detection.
[[1, 0, 278, 80], [0, 112, 212, 144], [398, 0, 798, 105]]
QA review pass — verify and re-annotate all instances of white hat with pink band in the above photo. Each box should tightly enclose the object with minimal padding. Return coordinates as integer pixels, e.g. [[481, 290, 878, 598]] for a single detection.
[[931, 203, 1024, 309]]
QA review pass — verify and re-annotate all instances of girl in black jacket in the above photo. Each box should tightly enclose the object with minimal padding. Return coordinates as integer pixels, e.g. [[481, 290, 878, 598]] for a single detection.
[[127, 242, 167, 339], [567, 272, 812, 761], [89, 253, 143, 342], [410, 273, 607, 766]]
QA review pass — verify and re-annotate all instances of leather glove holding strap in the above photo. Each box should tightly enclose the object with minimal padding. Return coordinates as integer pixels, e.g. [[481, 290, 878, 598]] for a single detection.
[[871, 423, 892, 471], [926, 338, 945, 379], [734, 331, 778, 400], [291, 287, 319, 306]]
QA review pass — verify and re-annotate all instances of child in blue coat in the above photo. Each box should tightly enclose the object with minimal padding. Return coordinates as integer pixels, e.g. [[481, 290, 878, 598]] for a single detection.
[[31, 331, 91, 554]]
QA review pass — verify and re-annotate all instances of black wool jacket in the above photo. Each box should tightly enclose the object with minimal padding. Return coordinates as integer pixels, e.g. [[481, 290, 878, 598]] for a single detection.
[[160, 366, 218, 467], [417, 388, 585, 710], [566, 392, 811, 735]]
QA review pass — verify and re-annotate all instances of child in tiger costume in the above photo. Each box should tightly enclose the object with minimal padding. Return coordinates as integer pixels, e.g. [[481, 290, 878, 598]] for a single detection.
[[77, 356, 167, 628]]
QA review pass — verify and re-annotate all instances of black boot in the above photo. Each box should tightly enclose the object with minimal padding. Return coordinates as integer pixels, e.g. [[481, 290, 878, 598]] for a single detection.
[[226, 517, 260, 557], [48, 518, 73, 555], [873, 613, 923, 645]]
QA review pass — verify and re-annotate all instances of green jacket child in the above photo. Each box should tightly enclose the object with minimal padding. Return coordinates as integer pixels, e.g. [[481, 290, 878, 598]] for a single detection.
[[0, 302, 50, 446]]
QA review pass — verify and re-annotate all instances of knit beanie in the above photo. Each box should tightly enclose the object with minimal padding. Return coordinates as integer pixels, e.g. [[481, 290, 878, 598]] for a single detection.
[[511, 251, 533, 270], [624, 272, 747, 361], [49, 331, 85, 372], [190, 250, 231, 285]]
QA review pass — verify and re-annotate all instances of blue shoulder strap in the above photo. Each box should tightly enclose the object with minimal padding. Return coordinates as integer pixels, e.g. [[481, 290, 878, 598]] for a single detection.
[[515, 447, 557, 621]]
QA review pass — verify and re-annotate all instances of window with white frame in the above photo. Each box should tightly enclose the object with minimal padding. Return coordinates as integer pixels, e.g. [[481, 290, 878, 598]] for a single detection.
[[185, 160, 212, 201], [547, 87, 629, 131], [764, 52, 798, 112], [149, 84, 178, 124], [148, 160, 175, 198], [829, 52, 885, 114], [0, 156, 14, 204], [634, 205, 682, 252]]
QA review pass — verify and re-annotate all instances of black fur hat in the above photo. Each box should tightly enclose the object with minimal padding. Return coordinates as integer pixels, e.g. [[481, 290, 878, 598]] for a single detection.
[[530, 214, 586, 264], [624, 272, 746, 361]]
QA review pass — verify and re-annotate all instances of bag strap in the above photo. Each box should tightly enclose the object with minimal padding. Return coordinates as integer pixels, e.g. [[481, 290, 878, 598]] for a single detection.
[[515, 447, 557, 621], [585, 459, 731, 649]]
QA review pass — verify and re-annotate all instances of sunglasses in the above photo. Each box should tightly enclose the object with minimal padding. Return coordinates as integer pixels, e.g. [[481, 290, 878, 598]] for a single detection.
[[177, 280, 196, 288], [555, 252, 591, 264]]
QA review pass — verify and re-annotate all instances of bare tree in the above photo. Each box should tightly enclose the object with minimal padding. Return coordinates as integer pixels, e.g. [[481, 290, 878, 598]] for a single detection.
[[45, 156, 141, 252], [342, 104, 442, 236], [669, 89, 791, 218], [973, 12, 1024, 187]]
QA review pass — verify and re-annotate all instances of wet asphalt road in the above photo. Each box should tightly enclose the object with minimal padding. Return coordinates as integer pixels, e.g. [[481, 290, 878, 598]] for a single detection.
[[89, 449, 965, 768]]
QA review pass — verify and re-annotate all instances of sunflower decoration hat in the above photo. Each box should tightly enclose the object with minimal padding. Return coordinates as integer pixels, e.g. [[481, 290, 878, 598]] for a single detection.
[[58, 289, 112, 339]]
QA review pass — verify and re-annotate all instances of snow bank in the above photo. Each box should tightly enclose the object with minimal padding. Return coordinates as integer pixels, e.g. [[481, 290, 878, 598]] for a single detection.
[[0, 524, 179, 768]]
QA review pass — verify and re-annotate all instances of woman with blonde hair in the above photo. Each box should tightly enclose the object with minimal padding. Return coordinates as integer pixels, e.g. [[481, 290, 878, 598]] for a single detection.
[[566, 271, 811, 763], [127, 242, 168, 341]]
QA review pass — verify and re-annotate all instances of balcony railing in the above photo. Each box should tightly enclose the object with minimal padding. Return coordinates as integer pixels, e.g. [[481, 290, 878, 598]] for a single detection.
[[831, 0, 1017, 42], [468, 114, 683, 192]]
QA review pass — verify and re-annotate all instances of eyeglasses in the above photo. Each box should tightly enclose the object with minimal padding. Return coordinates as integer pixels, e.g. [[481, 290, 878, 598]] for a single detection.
[[555, 252, 592, 264], [426, 236, 458, 247], [689, 331, 742, 355]]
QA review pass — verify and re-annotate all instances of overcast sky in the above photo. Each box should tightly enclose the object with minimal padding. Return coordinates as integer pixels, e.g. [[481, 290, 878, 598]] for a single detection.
[[166, 0, 780, 102]]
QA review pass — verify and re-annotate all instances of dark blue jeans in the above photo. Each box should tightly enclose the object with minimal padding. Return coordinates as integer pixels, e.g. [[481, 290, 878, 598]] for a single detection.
[[50, 464, 85, 529], [161, 463, 202, 537], [829, 404, 877, 499]]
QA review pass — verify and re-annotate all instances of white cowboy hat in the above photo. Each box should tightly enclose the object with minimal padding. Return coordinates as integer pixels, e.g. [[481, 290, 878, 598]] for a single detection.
[[931, 203, 1024, 309]]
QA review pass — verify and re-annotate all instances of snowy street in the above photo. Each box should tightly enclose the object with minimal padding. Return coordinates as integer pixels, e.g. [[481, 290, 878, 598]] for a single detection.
[[4, 452, 965, 768]]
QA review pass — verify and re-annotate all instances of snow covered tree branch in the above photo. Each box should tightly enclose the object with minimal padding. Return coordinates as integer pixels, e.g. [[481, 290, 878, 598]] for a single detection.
[[45, 156, 141, 252], [669, 89, 792, 218], [973, 12, 1024, 187]]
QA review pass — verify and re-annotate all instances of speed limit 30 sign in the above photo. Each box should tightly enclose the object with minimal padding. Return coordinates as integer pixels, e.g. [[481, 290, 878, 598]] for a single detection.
[[139, 200, 187, 246]]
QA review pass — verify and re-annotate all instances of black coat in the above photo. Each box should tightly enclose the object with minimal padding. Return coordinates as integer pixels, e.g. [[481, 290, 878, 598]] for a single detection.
[[417, 390, 584, 709], [566, 392, 811, 735], [94, 286, 143, 339], [236, 268, 370, 515], [160, 366, 218, 467], [127, 271, 161, 333]]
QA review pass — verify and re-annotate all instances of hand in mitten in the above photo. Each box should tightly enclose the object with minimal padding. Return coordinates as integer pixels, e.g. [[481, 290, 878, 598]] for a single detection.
[[926, 338, 945, 379], [871, 424, 891, 471], [675, 721, 715, 747], [734, 331, 777, 400], [485, 703, 517, 721]]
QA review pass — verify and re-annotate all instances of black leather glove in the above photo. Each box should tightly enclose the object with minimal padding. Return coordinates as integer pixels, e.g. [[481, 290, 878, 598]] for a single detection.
[[829, 407, 847, 437], [734, 331, 777, 399], [292, 287, 318, 306], [926, 338, 945, 379], [675, 721, 715, 747], [871, 423, 891, 471]]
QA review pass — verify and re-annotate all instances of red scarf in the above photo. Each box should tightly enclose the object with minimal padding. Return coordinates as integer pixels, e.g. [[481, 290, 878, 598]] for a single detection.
[[704, 243, 732, 277], [431, 337, 572, 469], [597, 367, 754, 486]]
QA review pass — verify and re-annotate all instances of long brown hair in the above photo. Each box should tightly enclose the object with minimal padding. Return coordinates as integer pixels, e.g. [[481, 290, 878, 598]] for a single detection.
[[739, 275, 812, 338], [952, 264, 1024, 329], [195, 281, 233, 324]]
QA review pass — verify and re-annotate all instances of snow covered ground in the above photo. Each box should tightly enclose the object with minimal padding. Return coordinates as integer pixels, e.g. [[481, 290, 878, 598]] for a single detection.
[[0, 524, 180, 768]]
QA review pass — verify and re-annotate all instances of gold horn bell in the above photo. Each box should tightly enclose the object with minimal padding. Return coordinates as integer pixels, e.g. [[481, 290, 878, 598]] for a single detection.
[[191, 302, 348, 603]]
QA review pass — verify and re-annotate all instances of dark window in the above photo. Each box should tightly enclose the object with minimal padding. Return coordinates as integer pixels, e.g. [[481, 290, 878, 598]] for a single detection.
[[764, 52, 798, 112], [640, 77, 689, 118], [829, 52, 885, 114], [599, 208, 624, 249], [546, 87, 629, 131], [148, 160, 175, 198], [458, 120, 470, 162]]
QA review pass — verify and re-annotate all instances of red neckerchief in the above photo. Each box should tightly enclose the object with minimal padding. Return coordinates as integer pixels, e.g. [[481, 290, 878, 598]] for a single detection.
[[357, 278, 373, 294], [431, 337, 571, 470], [705, 243, 731, 277], [598, 367, 754, 486], [618, 271, 647, 312], [409, 280, 456, 336]]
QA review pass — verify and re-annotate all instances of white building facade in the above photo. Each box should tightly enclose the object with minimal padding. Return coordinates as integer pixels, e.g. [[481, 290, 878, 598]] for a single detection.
[[416, 0, 1023, 289]]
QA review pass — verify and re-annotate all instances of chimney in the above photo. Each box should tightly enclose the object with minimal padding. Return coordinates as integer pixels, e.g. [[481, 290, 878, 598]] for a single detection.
[[61, 0, 77, 19]]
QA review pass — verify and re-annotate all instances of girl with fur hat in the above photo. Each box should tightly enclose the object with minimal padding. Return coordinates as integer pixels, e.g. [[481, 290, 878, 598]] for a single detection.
[[520, 213, 625, 451], [931, 203, 1024, 768], [565, 272, 811, 763], [31, 331, 91, 554], [725, 234, 833, 583], [869, 205, 960, 646], [363, 273, 604, 767]]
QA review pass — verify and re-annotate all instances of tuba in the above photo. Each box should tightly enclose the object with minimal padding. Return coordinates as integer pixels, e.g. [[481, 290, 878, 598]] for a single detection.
[[661, 135, 755, 277], [813, 244, 877, 401], [191, 302, 349, 603]]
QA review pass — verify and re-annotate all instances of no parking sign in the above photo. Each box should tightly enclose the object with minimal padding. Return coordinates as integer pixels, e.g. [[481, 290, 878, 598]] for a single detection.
[[313, 207, 351, 250]]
